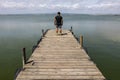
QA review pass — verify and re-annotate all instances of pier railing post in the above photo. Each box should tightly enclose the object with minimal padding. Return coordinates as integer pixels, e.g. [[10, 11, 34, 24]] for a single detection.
[[80, 36, 83, 48], [22, 48, 27, 68], [70, 26, 72, 32], [70, 26, 74, 34], [42, 29, 44, 37]]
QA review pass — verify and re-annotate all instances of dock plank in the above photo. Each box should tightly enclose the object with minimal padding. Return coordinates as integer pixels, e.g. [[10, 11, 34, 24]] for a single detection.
[[16, 29, 105, 80]]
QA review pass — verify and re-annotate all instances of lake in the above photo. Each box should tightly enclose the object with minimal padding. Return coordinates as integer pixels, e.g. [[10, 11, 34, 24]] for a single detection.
[[0, 14, 120, 80]]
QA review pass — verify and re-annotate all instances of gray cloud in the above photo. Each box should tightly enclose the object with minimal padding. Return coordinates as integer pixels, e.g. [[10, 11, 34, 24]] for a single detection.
[[0, 0, 120, 14]]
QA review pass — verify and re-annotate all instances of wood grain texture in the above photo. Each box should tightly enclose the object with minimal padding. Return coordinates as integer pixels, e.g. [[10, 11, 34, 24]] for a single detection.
[[16, 29, 105, 80]]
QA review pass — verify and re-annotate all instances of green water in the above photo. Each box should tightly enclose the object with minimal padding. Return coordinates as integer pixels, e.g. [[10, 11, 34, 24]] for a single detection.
[[0, 14, 120, 80]]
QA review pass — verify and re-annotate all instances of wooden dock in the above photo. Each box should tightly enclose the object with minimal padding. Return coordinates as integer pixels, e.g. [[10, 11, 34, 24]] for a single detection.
[[16, 29, 105, 80]]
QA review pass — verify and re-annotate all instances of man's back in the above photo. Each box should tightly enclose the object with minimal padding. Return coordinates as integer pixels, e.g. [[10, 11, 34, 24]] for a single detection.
[[54, 12, 63, 34], [55, 15, 63, 25]]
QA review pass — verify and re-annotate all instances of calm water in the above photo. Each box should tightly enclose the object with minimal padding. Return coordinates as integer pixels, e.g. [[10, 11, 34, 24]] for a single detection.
[[0, 14, 120, 80]]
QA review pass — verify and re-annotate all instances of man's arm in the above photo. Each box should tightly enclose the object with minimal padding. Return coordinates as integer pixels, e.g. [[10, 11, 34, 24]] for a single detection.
[[61, 18, 63, 26]]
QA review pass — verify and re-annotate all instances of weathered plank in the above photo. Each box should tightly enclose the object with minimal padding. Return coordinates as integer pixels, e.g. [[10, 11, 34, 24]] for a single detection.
[[17, 75, 105, 80], [16, 29, 105, 80], [24, 68, 100, 72]]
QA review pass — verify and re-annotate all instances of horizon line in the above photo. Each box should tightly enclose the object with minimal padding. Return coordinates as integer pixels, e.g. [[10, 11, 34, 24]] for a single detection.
[[0, 13, 120, 15]]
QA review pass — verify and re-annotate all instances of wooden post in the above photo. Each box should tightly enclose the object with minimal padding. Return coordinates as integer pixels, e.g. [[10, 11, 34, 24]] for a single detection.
[[80, 36, 83, 48], [42, 29, 44, 37], [70, 26, 72, 32], [22, 48, 27, 68], [32, 46, 35, 53], [70, 26, 74, 34]]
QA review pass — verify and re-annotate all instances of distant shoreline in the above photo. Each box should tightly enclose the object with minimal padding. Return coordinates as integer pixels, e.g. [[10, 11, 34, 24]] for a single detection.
[[0, 13, 120, 16]]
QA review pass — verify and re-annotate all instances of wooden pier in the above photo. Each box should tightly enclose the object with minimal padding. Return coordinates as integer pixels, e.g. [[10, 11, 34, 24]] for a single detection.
[[16, 29, 105, 80]]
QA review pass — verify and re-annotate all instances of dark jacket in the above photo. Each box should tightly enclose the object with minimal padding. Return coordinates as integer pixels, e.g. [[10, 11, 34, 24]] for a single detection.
[[55, 15, 63, 26]]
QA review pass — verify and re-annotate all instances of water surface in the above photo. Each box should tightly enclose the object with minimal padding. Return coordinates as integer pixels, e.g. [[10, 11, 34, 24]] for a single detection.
[[0, 14, 120, 80]]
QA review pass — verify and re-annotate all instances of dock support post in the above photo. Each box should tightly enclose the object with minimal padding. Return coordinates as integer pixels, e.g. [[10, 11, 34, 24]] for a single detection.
[[22, 48, 27, 68], [70, 26, 72, 32], [80, 36, 83, 48], [70, 26, 74, 34], [42, 29, 44, 37]]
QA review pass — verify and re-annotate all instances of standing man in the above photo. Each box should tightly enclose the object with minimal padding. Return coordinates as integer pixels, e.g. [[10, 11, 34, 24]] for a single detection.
[[54, 12, 63, 34]]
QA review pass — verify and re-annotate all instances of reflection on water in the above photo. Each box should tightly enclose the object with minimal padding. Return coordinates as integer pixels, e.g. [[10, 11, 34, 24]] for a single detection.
[[0, 14, 120, 80]]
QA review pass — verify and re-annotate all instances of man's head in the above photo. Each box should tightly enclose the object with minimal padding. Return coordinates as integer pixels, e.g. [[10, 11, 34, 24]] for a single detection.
[[57, 12, 61, 15]]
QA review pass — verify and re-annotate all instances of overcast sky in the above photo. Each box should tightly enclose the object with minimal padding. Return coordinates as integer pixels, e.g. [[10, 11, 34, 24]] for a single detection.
[[0, 0, 120, 14]]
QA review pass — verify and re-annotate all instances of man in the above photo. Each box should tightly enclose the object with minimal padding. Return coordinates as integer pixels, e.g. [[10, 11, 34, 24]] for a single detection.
[[54, 12, 63, 34]]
